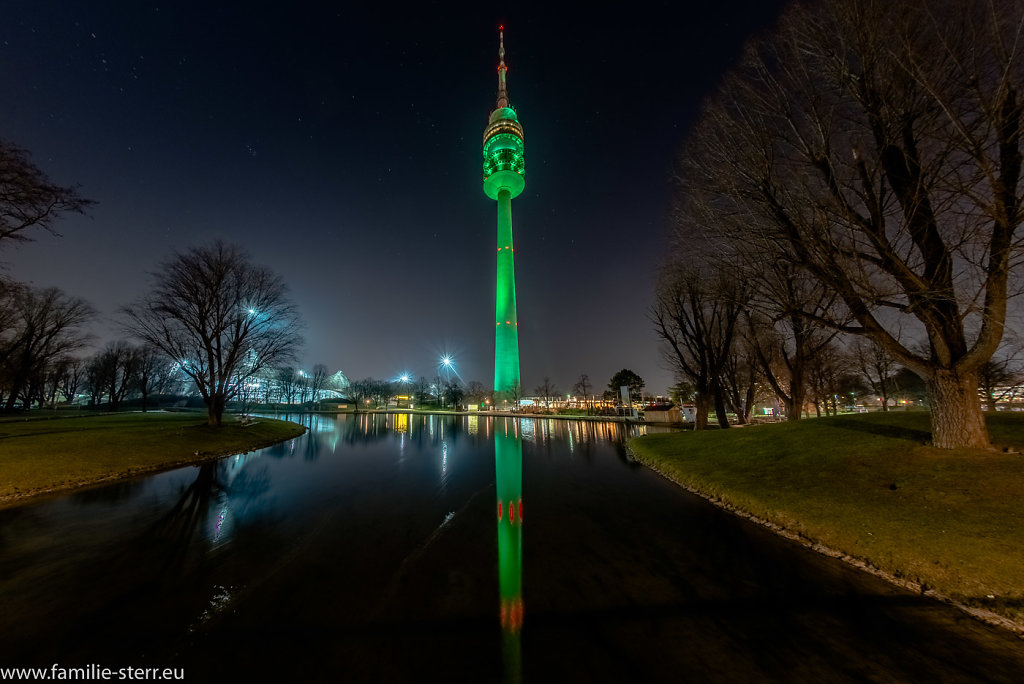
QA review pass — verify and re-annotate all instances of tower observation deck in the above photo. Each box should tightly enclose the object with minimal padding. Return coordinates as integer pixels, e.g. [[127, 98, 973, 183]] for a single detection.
[[483, 27, 525, 404]]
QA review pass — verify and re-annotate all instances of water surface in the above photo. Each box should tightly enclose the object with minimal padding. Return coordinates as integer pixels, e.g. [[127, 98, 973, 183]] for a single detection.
[[1, 413, 1021, 682]]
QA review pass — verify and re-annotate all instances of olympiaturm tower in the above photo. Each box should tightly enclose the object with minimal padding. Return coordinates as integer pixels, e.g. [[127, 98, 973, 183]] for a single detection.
[[483, 27, 525, 404]]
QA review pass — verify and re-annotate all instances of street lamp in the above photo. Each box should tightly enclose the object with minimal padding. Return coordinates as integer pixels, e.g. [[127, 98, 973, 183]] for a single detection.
[[398, 373, 411, 408], [439, 355, 455, 390]]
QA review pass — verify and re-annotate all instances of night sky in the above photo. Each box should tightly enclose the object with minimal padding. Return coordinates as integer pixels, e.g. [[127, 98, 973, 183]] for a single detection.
[[2, 1, 788, 397]]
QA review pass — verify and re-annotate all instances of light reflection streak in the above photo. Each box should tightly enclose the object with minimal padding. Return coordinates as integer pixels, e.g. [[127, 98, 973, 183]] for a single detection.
[[519, 418, 534, 442], [495, 417, 523, 682]]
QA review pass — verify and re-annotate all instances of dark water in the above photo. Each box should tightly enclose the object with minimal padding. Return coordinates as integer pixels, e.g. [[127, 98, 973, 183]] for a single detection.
[[1, 413, 1022, 683]]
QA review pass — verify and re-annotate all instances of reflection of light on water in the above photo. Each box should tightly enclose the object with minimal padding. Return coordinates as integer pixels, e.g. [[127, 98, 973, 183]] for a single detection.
[[394, 413, 409, 434], [212, 505, 230, 544], [189, 584, 240, 632], [468, 415, 478, 435], [567, 424, 575, 454], [519, 418, 535, 442], [439, 440, 449, 490], [307, 414, 338, 433], [494, 422, 524, 681]]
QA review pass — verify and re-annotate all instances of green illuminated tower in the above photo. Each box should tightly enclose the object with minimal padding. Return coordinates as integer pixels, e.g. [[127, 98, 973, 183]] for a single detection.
[[483, 27, 525, 403]]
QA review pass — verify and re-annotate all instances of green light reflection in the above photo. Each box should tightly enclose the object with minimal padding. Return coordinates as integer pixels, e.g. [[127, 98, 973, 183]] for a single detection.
[[495, 418, 523, 681]]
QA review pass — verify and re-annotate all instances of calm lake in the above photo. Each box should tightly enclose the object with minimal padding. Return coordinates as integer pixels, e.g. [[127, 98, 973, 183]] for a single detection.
[[1, 413, 1022, 682]]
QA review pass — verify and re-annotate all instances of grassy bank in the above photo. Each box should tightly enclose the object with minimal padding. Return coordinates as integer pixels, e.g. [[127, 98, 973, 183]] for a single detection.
[[630, 411, 1024, 627], [0, 412, 305, 506]]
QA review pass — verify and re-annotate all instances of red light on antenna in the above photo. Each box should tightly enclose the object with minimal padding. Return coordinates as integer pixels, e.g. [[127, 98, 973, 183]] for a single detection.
[[499, 24, 504, 30]]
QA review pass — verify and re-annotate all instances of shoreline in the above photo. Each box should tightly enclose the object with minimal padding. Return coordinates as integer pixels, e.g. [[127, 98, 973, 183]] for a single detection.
[[273, 406, 683, 426], [627, 442, 1024, 638], [0, 416, 306, 510]]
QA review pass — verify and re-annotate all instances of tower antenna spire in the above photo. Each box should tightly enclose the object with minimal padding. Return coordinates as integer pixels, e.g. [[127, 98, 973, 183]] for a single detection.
[[496, 26, 509, 109]]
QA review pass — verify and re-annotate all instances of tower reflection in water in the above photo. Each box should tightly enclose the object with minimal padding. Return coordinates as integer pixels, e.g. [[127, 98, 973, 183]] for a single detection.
[[495, 417, 523, 681]]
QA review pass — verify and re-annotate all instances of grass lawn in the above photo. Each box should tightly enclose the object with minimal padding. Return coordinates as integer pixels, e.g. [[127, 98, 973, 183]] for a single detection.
[[630, 411, 1024, 627], [0, 412, 305, 506]]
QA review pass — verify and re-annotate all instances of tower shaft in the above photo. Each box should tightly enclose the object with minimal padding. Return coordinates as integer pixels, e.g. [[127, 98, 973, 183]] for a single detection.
[[495, 189, 520, 397]]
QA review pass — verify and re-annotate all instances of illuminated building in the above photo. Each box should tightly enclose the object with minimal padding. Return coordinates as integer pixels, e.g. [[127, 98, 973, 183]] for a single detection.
[[483, 27, 525, 403]]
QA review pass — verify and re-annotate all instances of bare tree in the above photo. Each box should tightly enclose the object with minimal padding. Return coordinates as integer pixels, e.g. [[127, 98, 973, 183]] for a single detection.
[[122, 241, 302, 426], [806, 341, 851, 417], [573, 373, 593, 414], [745, 303, 840, 422], [309, 363, 329, 404], [442, 380, 464, 410], [57, 357, 83, 405], [505, 380, 522, 411], [720, 322, 759, 425], [348, 378, 373, 409], [678, 0, 1024, 448], [276, 367, 298, 404], [42, 357, 68, 408], [852, 338, 900, 411], [135, 345, 171, 412], [465, 380, 490, 406], [233, 365, 259, 417], [533, 377, 559, 412], [296, 371, 311, 405], [432, 375, 445, 407], [89, 341, 139, 411], [0, 283, 93, 411], [0, 140, 93, 248], [84, 356, 105, 407], [652, 266, 745, 429], [978, 355, 1024, 411], [372, 379, 395, 408], [413, 375, 433, 406]]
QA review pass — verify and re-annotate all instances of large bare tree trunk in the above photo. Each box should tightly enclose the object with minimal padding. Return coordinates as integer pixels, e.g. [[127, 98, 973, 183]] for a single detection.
[[693, 393, 711, 430], [207, 395, 225, 427], [788, 377, 806, 423], [713, 385, 731, 428], [928, 369, 988, 449]]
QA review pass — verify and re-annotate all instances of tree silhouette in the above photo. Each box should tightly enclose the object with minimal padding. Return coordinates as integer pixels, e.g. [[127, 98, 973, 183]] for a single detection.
[[123, 241, 302, 426]]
